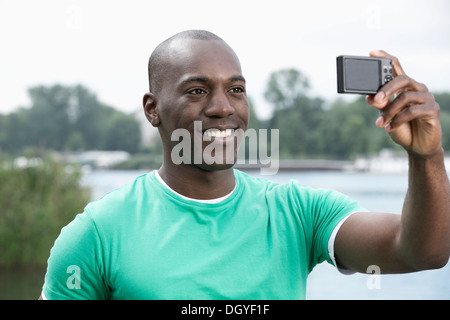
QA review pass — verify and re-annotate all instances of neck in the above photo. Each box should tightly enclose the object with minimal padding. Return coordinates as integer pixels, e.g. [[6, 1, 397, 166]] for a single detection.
[[158, 162, 236, 200]]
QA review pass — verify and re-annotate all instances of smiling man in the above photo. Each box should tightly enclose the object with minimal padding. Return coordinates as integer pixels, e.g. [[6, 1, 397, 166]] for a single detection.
[[143, 32, 248, 198], [40, 30, 450, 300]]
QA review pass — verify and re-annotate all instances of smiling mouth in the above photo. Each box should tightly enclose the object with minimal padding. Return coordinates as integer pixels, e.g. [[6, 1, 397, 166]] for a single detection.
[[203, 128, 234, 139]]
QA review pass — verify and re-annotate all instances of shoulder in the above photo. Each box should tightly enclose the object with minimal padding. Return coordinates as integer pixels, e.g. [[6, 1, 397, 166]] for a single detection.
[[93, 171, 152, 202], [85, 171, 154, 217], [234, 169, 279, 192], [234, 169, 318, 199], [234, 169, 324, 214], [235, 170, 362, 213], [64, 171, 159, 239]]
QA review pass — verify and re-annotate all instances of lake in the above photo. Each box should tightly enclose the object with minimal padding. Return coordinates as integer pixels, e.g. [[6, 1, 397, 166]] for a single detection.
[[81, 168, 449, 300]]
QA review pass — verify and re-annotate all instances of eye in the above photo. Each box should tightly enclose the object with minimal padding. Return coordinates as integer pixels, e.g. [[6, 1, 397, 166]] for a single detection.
[[229, 87, 245, 94], [188, 88, 207, 95]]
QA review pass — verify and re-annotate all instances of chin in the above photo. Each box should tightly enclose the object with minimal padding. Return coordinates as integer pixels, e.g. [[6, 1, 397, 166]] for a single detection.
[[191, 143, 239, 172], [194, 161, 236, 172]]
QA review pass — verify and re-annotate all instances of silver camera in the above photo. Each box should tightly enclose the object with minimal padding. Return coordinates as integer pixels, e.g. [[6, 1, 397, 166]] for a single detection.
[[337, 55, 393, 94]]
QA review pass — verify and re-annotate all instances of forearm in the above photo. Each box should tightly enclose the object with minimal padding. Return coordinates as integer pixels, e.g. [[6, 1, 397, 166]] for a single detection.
[[398, 147, 450, 270]]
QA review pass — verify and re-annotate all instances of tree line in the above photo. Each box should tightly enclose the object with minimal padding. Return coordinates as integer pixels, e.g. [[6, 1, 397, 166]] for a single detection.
[[258, 69, 450, 160], [0, 85, 141, 155], [1, 71, 450, 161]]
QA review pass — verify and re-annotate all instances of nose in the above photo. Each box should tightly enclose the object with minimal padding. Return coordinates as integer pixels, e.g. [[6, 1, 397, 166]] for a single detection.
[[204, 89, 235, 118]]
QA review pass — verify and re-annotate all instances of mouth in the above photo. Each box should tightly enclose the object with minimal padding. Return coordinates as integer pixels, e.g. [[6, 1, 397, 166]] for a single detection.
[[203, 128, 234, 139]]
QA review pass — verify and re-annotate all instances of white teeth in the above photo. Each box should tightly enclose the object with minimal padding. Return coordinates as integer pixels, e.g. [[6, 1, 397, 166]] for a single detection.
[[204, 129, 233, 138]]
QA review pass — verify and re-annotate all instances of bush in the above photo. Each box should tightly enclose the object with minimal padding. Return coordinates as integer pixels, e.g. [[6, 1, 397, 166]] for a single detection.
[[0, 157, 91, 270]]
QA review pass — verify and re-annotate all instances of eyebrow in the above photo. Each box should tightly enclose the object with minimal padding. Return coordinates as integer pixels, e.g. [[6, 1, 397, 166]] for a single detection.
[[181, 75, 246, 85], [229, 75, 246, 83], [182, 76, 208, 84]]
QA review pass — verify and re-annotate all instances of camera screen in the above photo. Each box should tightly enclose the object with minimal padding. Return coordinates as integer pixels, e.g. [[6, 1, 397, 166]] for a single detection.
[[345, 59, 380, 91]]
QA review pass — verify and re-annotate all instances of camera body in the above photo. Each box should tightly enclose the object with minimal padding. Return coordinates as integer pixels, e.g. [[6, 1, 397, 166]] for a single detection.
[[337, 55, 393, 94]]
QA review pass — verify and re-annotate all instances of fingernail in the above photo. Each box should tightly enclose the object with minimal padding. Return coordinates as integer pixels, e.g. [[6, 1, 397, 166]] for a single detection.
[[384, 120, 392, 131], [376, 116, 384, 127], [375, 91, 385, 103], [385, 122, 392, 131]]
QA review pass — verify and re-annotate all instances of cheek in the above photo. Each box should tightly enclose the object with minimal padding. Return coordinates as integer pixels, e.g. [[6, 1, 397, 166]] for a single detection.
[[157, 107, 198, 147], [240, 103, 250, 130], [157, 98, 186, 128]]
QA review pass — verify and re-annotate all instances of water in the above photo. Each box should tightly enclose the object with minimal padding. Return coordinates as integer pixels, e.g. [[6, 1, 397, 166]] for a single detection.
[[82, 169, 450, 300]]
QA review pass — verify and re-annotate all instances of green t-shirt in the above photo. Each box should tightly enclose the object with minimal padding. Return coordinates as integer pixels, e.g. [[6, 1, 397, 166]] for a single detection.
[[42, 169, 365, 300]]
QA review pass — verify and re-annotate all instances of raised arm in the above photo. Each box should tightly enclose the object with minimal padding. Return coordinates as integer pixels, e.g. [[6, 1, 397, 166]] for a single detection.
[[334, 50, 450, 274]]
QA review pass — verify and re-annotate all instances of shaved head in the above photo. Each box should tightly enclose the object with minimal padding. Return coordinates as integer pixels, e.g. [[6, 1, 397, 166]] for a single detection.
[[142, 29, 248, 173], [148, 30, 224, 96]]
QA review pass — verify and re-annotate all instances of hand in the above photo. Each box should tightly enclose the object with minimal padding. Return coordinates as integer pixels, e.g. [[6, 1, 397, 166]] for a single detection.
[[366, 50, 442, 158]]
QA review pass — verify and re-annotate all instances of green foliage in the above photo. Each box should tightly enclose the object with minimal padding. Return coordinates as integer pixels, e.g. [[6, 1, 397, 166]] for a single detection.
[[264, 68, 310, 110], [316, 97, 397, 159], [263, 68, 448, 159], [101, 110, 141, 154], [0, 157, 91, 269], [247, 97, 261, 131], [113, 139, 164, 170], [2, 78, 450, 163], [435, 93, 450, 151], [0, 84, 141, 154]]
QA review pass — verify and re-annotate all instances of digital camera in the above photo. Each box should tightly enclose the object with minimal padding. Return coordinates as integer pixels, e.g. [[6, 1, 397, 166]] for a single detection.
[[337, 55, 393, 94]]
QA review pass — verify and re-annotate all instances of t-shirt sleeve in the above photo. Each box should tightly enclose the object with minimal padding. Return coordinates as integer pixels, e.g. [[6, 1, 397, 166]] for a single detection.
[[289, 182, 367, 272], [42, 210, 109, 300]]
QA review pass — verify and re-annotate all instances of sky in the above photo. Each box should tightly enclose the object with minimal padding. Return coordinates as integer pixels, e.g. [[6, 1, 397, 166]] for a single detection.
[[1, 0, 449, 120]]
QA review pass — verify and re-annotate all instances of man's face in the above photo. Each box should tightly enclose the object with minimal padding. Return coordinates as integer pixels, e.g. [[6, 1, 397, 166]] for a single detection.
[[155, 39, 249, 171]]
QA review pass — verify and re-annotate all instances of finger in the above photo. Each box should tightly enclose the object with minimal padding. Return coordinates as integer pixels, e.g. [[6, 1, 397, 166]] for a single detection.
[[375, 91, 434, 128], [369, 75, 429, 109], [366, 94, 387, 110], [386, 100, 440, 132], [370, 50, 405, 76]]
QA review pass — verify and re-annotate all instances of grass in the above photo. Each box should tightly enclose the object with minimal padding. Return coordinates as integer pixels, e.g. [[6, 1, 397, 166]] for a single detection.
[[0, 156, 91, 299]]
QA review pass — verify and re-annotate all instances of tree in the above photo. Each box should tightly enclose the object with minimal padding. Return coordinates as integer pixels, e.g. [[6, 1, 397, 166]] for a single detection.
[[247, 97, 261, 131], [0, 84, 141, 154], [0, 109, 30, 154], [264, 68, 310, 111], [318, 97, 396, 159], [26, 85, 73, 150], [66, 131, 85, 151], [263, 68, 400, 159], [0, 157, 90, 269], [68, 85, 104, 150], [101, 109, 141, 153], [435, 93, 450, 151], [264, 69, 325, 158]]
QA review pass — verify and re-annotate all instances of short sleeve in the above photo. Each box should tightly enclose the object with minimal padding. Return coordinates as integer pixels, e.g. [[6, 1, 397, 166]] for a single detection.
[[42, 211, 109, 300], [289, 182, 366, 272]]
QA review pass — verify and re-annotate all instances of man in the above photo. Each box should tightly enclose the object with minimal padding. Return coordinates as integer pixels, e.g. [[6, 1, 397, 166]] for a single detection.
[[40, 30, 449, 300]]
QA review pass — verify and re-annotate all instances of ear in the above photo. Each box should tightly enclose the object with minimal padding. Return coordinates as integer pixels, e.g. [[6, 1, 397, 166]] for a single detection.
[[142, 92, 161, 127]]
